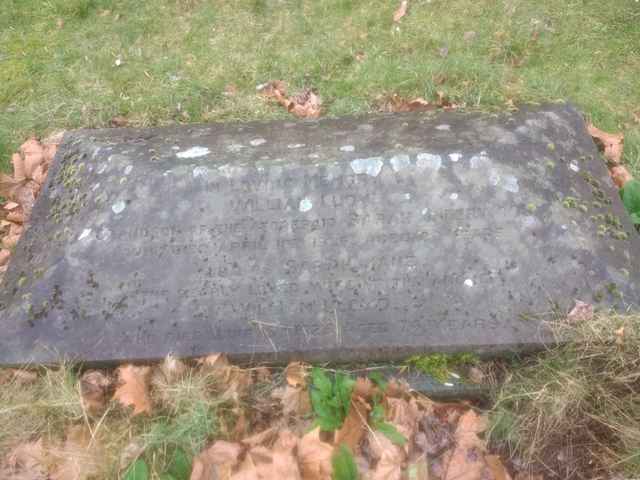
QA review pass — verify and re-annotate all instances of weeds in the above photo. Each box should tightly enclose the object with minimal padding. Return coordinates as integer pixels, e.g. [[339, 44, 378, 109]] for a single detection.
[[489, 312, 640, 478]]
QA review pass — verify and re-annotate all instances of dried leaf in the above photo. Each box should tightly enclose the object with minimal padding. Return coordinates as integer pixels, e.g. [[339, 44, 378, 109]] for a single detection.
[[241, 426, 278, 448], [80, 370, 113, 415], [272, 384, 312, 416], [0, 249, 10, 267], [298, 428, 334, 480], [260, 81, 322, 118], [12, 153, 27, 182], [110, 116, 129, 127], [7, 209, 25, 224], [368, 430, 404, 480], [4, 201, 20, 211], [615, 326, 625, 346], [160, 353, 188, 383], [191, 441, 243, 480], [442, 410, 488, 480], [610, 165, 633, 188], [118, 437, 146, 470], [2, 233, 20, 250], [113, 365, 153, 415], [587, 123, 624, 165], [335, 396, 369, 452], [50, 425, 103, 480], [0, 174, 26, 200], [567, 300, 593, 324], [254, 366, 271, 383], [485, 454, 511, 480], [468, 366, 485, 384], [224, 84, 238, 96], [393, 0, 408, 22], [288, 89, 322, 119], [19, 138, 45, 180], [285, 361, 309, 387]]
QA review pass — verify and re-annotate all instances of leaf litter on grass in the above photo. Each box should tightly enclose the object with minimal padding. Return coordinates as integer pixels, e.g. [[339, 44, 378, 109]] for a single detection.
[[1, 356, 515, 480]]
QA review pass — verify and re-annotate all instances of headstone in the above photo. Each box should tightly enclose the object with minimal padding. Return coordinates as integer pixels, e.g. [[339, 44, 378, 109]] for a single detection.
[[1, 104, 639, 366]]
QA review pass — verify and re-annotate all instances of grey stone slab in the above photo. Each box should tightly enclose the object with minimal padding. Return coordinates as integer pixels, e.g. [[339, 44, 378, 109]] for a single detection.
[[1, 104, 639, 366]]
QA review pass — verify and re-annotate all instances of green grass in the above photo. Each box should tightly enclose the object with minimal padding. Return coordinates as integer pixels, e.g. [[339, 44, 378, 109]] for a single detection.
[[1, 0, 639, 173]]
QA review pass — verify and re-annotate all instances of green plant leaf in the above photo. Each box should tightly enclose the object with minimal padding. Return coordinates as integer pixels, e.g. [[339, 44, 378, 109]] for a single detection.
[[368, 371, 388, 391], [310, 368, 355, 432], [620, 179, 640, 224], [332, 444, 358, 480], [159, 475, 177, 480], [166, 448, 191, 480], [124, 459, 150, 480], [375, 422, 407, 446]]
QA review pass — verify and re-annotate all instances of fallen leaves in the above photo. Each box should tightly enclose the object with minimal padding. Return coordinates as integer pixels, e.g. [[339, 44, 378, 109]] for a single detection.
[[393, 0, 408, 22], [113, 365, 153, 415], [587, 123, 624, 166], [377, 91, 461, 113], [1, 357, 518, 480], [566, 300, 594, 325], [79, 370, 113, 415], [258, 81, 322, 118], [0, 135, 61, 281]]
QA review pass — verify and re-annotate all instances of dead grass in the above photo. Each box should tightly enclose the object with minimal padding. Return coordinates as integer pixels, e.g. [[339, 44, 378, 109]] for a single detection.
[[489, 311, 640, 479]]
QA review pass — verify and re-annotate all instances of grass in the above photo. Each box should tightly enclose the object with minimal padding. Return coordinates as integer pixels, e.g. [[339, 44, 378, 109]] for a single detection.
[[1, 0, 639, 173], [0, 364, 225, 478], [489, 312, 640, 478]]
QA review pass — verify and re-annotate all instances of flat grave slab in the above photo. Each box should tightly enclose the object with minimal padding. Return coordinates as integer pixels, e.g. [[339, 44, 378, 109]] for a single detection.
[[1, 104, 639, 366]]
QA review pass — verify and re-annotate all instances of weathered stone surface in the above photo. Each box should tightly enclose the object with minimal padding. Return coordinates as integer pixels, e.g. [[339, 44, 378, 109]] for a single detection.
[[1, 104, 639, 365]]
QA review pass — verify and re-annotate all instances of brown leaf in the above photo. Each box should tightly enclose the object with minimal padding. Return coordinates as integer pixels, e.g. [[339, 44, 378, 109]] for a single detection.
[[272, 384, 312, 416], [191, 441, 243, 480], [224, 84, 238, 96], [4, 201, 20, 211], [288, 89, 322, 119], [377, 94, 435, 113], [50, 425, 103, 480], [298, 428, 334, 480], [31, 165, 48, 186], [566, 300, 593, 324], [113, 364, 153, 415], [2, 233, 20, 250], [241, 426, 278, 448], [393, 0, 408, 22], [615, 326, 625, 346], [0, 173, 26, 200], [80, 370, 113, 415], [368, 429, 405, 480], [12, 153, 27, 182], [19, 138, 45, 180], [336, 395, 369, 452], [610, 165, 633, 188], [485, 454, 512, 480], [110, 116, 129, 127], [285, 361, 308, 387], [468, 366, 485, 384], [7, 209, 26, 224], [442, 410, 488, 480], [254, 366, 271, 383], [0, 249, 10, 267], [2, 438, 49, 480], [386, 397, 423, 443], [260, 81, 322, 118], [160, 353, 188, 383], [587, 123, 624, 165]]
